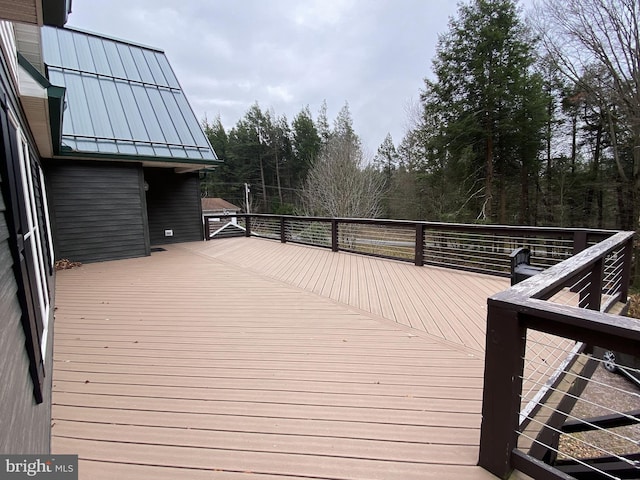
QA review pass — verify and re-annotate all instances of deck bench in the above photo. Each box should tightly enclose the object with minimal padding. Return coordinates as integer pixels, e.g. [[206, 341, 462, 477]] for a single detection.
[[510, 247, 544, 286]]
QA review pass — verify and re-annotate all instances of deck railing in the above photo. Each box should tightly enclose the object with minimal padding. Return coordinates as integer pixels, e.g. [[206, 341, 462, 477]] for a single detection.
[[205, 214, 638, 478], [204, 214, 614, 278], [479, 231, 638, 480]]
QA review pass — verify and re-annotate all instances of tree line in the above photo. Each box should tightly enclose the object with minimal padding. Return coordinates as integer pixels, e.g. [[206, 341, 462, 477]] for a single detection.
[[202, 0, 639, 233], [385, 0, 639, 230], [201, 101, 382, 217]]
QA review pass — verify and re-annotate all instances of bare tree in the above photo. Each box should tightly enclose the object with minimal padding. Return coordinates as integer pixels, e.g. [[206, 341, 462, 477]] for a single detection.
[[301, 103, 385, 218], [534, 0, 640, 228], [302, 134, 385, 219]]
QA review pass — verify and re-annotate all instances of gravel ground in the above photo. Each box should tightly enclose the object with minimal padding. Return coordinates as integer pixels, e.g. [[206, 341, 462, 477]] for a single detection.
[[558, 363, 640, 459]]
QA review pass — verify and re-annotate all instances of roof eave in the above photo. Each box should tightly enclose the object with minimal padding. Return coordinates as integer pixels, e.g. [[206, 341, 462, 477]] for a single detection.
[[52, 150, 221, 172], [17, 53, 65, 158]]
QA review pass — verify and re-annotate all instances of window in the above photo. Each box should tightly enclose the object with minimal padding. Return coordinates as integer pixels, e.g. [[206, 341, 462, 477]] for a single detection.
[[1, 99, 53, 402], [17, 131, 52, 358]]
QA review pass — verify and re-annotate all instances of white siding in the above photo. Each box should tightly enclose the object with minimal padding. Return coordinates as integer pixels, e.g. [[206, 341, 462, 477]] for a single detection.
[[0, 21, 18, 86]]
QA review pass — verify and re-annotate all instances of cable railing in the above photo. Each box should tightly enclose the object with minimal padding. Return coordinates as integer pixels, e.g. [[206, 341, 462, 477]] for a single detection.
[[204, 214, 637, 478], [204, 214, 615, 278], [479, 231, 638, 480], [247, 215, 281, 240], [517, 348, 640, 480], [337, 222, 415, 260], [285, 218, 332, 248]]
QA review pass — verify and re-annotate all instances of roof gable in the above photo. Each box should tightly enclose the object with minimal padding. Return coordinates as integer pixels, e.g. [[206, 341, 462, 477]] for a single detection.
[[202, 198, 240, 212], [41, 26, 218, 164]]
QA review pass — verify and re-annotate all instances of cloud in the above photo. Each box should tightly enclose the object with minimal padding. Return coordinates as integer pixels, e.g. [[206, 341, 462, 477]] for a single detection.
[[290, 0, 357, 28], [66, 0, 483, 152], [266, 85, 294, 103]]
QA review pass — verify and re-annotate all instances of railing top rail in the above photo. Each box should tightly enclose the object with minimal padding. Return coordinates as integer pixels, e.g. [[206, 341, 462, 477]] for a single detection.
[[492, 231, 635, 303], [205, 213, 620, 237], [493, 296, 640, 354], [480, 229, 636, 480], [488, 230, 638, 357]]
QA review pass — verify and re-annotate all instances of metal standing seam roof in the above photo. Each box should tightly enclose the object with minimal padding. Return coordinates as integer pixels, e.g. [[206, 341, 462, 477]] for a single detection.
[[41, 26, 218, 163]]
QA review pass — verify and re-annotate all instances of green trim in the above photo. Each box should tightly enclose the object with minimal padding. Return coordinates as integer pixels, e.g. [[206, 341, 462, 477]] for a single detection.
[[17, 53, 66, 155], [55, 148, 221, 167], [47, 86, 65, 155], [17, 52, 50, 88], [42, 0, 71, 27]]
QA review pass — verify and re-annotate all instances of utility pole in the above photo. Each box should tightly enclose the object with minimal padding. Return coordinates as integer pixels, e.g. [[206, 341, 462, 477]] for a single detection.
[[257, 129, 267, 209], [244, 183, 251, 214]]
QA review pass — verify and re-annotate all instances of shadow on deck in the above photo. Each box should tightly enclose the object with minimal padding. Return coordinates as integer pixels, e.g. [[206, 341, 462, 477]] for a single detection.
[[52, 238, 530, 479]]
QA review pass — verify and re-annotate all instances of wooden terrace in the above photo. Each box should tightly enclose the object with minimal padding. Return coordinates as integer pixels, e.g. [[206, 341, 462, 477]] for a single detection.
[[51, 216, 638, 480], [52, 237, 517, 479]]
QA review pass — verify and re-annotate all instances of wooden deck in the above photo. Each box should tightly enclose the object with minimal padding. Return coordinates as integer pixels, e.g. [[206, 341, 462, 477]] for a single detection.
[[184, 238, 508, 354], [51, 238, 527, 479]]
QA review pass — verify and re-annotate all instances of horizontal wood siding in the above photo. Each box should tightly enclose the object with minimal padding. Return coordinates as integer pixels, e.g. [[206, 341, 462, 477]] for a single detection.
[[144, 168, 202, 245], [46, 161, 149, 263]]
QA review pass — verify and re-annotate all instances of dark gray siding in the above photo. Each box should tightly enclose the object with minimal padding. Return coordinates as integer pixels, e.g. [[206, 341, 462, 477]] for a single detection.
[[0, 172, 52, 455], [46, 161, 149, 263], [144, 168, 203, 245], [0, 40, 53, 453]]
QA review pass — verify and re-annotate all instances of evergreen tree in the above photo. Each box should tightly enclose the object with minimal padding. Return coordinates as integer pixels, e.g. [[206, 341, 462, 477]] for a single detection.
[[316, 100, 331, 146], [291, 106, 321, 190], [201, 116, 232, 199], [420, 0, 547, 223], [374, 133, 399, 181]]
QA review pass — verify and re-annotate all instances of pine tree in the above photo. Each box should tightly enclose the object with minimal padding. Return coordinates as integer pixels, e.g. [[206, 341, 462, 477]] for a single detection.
[[291, 106, 321, 190], [420, 0, 547, 223]]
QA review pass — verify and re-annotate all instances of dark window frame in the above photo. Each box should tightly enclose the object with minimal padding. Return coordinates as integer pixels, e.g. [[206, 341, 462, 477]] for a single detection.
[[0, 92, 45, 403]]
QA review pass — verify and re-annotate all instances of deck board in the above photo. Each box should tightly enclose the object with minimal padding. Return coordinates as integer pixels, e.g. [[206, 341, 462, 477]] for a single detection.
[[51, 239, 512, 479], [189, 238, 506, 354], [55, 436, 498, 480]]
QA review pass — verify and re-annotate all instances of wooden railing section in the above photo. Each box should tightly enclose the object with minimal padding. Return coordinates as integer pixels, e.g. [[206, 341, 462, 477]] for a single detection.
[[205, 214, 614, 278], [205, 214, 638, 478], [479, 231, 637, 480]]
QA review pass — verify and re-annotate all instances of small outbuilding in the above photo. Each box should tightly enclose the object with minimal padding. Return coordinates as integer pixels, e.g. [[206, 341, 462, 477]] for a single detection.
[[201, 197, 245, 239], [201, 197, 241, 217]]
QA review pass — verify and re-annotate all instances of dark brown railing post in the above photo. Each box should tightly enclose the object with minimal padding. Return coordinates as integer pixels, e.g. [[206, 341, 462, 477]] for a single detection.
[[573, 231, 588, 255], [579, 257, 603, 310], [415, 223, 424, 266], [280, 217, 286, 243], [569, 231, 590, 295], [204, 216, 211, 241], [331, 219, 338, 252], [479, 302, 526, 479], [245, 215, 251, 237], [620, 236, 633, 303]]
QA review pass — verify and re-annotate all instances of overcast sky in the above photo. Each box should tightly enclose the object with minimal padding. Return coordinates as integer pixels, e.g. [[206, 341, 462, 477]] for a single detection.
[[67, 0, 531, 156]]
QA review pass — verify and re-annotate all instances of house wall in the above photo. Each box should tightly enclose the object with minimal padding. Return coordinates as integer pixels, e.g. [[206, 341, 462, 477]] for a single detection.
[[46, 161, 150, 263], [0, 267, 53, 455], [144, 168, 203, 245], [0, 20, 53, 454], [0, 162, 53, 455]]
